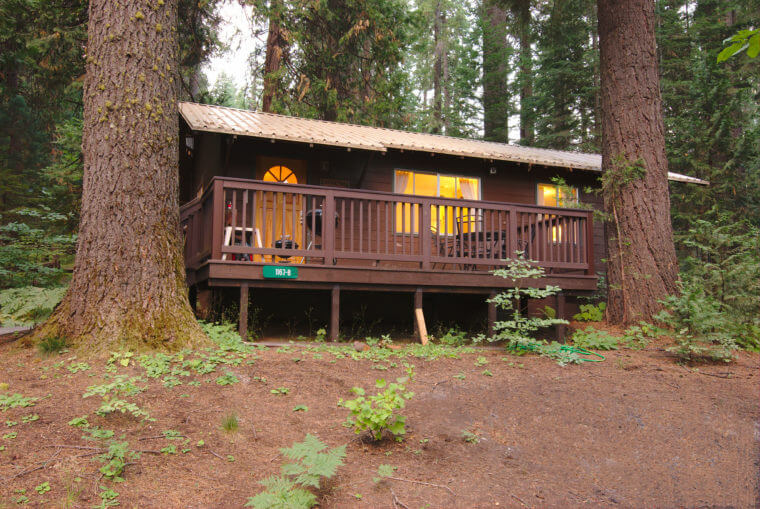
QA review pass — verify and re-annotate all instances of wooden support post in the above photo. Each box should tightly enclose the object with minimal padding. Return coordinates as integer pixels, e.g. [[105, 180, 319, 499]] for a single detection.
[[555, 292, 566, 342], [195, 286, 212, 320], [239, 283, 249, 340], [330, 285, 340, 341], [414, 288, 428, 345], [488, 291, 497, 338]]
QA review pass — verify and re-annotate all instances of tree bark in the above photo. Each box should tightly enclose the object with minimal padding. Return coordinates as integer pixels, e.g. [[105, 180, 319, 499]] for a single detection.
[[262, 0, 288, 113], [482, 0, 509, 142], [597, 0, 679, 324], [516, 0, 533, 145], [432, 2, 444, 134], [38, 0, 207, 351]]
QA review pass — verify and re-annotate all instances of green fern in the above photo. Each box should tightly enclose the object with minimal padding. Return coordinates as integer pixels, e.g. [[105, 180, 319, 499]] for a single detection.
[[571, 327, 619, 350], [246, 435, 346, 509]]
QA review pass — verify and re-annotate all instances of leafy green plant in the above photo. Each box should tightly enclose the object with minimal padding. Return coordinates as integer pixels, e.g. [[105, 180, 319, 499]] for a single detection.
[[83, 376, 151, 421], [270, 387, 290, 396], [246, 434, 346, 509], [221, 413, 239, 433], [315, 328, 327, 342], [67, 362, 90, 373], [0, 393, 38, 411], [474, 356, 488, 367], [462, 430, 480, 444], [0, 286, 67, 326], [571, 327, 619, 350], [21, 414, 39, 423], [487, 254, 570, 364], [215, 371, 239, 386], [339, 376, 414, 441], [95, 487, 119, 508], [573, 302, 606, 322], [35, 482, 50, 494], [96, 439, 140, 482], [293, 405, 308, 412], [438, 327, 468, 346], [622, 322, 664, 349], [68, 416, 89, 428], [37, 335, 67, 355], [373, 464, 396, 483]]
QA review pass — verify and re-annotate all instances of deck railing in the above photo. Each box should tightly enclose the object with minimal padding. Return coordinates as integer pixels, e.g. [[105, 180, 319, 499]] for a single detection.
[[180, 177, 594, 275]]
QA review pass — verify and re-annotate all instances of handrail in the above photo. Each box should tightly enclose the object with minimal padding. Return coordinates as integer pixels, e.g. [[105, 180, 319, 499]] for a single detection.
[[206, 176, 592, 216], [180, 176, 594, 276]]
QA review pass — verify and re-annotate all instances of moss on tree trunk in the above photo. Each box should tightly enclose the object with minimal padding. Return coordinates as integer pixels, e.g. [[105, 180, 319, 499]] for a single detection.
[[36, 0, 208, 352]]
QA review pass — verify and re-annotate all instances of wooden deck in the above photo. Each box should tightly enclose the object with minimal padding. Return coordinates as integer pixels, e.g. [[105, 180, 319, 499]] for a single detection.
[[180, 177, 597, 339]]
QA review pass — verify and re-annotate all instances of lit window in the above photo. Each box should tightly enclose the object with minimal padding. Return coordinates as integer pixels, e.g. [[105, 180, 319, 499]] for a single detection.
[[394, 170, 480, 234], [537, 182, 579, 242], [264, 165, 297, 184], [537, 182, 578, 207]]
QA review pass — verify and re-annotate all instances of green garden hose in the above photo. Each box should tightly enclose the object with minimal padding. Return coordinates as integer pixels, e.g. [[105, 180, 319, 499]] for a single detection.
[[508, 343, 605, 362]]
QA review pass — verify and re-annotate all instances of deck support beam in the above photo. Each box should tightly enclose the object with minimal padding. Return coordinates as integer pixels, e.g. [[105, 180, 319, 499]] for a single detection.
[[414, 288, 428, 345], [330, 285, 340, 341], [239, 283, 249, 339], [488, 291, 497, 338], [555, 292, 566, 342]]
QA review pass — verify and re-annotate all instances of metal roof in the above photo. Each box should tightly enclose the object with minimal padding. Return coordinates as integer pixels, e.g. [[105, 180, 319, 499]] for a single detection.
[[179, 102, 708, 185]]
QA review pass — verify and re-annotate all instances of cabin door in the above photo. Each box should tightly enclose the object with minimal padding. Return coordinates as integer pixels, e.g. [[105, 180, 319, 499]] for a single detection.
[[255, 157, 307, 262]]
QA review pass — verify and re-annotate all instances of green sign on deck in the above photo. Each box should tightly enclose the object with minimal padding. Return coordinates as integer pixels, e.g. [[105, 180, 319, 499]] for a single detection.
[[263, 265, 298, 279]]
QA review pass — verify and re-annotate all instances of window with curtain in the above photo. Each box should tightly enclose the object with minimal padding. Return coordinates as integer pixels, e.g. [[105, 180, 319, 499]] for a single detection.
[[394, 170, 480, 234], [536, 182, 578, 207], [537, 182, 580, 243]]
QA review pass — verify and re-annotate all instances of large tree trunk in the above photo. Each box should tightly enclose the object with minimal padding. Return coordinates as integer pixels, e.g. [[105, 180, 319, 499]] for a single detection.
[[432, 2, 444, 134], [597, 0, 679, 324], [38, 0, 207, 351], [516, 0, 533, 145], [482, 0, 509, 142], [262, 0, 288, 113]]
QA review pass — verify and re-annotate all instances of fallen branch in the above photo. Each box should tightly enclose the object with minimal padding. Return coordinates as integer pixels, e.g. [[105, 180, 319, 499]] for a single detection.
[[44, 444, 102, 451], [138, 435, 186, 441], [386, 476, 455, 496], [696, 371, 734, 379], [2, 448, 62, 482], [391, 488, 410, 509], [207, 449, 226, 461], [511, 494, 527, 506]]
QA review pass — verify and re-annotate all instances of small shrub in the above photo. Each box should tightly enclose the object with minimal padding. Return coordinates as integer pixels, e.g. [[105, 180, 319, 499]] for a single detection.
[[438, 327, 468, 346], [315, 328, 327, 342], [246, 434, 346, 509], [571, 327, 619, 350], [221, 413, 239, 433], [38, 336, 67, 355], [215, 371, 239, 386], [622, 322, 664, 349], [462, 430, 480, 444], [339, 375, 414, 441], [573, 302, 606, 322]]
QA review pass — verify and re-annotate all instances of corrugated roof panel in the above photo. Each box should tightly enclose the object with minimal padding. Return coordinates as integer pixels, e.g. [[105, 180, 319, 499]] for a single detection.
[[178, 102, 708, 185]]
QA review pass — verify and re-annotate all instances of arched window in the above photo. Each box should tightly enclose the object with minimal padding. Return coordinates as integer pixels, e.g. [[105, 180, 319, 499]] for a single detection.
[[263, 165, 297, 184]]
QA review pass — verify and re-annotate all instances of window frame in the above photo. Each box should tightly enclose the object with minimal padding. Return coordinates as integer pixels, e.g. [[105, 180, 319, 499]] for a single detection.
[[535, 181, 579, 208], [393, 169, 482, 235]]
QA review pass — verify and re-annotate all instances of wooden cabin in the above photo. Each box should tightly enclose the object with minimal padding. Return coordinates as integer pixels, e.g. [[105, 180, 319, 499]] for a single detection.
[[177, 102, 706, 341]]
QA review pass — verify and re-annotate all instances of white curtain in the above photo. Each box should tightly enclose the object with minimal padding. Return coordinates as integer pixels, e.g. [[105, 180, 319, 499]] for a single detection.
[[459, 178, 477, 200], [394, 171, 411, 194]]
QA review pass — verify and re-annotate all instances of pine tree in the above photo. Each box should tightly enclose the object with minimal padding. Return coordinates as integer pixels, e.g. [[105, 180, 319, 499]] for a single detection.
[[598, 0, 679, 324], [38, 0, 207, 350]]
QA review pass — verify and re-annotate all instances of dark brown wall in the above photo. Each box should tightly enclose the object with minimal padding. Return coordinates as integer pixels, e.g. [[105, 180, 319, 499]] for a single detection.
[[179, 131, 607, 276]]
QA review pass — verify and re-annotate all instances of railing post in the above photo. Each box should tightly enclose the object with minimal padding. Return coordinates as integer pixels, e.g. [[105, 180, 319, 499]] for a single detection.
[[323, 192, 336, 265], [585, 211, 594, 275], [211, 179, 225, 261], [421, 201, 431, 270], [508, 206, 518, 259]]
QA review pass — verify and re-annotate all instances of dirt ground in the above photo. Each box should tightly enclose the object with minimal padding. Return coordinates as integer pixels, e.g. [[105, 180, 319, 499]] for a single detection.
[[0, 333, 758, 508]]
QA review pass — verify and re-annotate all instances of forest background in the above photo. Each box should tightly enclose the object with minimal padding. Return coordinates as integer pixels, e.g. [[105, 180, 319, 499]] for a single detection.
[[0, 0, 757, 351]]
